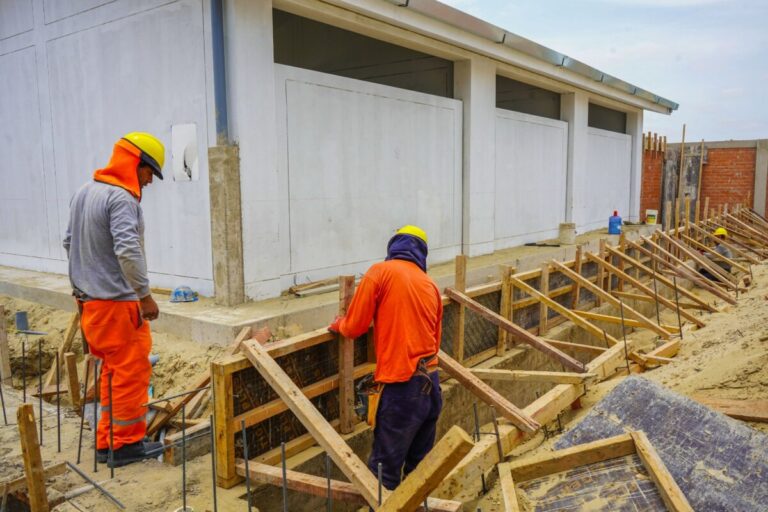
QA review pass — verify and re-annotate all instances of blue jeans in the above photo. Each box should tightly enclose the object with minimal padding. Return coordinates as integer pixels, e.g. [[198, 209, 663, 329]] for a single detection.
[[367, 371, 442, 491]]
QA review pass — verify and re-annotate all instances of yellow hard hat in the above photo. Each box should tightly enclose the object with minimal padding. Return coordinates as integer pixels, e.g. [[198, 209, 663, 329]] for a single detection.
[[713, 227, 728, 238], [397, 225, 428, 244], [122, 132, 165, 179]]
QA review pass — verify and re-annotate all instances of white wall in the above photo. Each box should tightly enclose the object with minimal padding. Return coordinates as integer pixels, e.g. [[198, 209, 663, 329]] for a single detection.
[[0, 0, 215, 294], [574, 127, 632, 231], [249, 64, 462, 295], [494, 110, 568, 248]]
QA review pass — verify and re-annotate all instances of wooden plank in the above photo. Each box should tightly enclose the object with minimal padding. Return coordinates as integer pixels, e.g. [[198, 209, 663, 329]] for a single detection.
[[235, 461, 462, 512], [43, 313, 79, 389], [497, 462, 521, 512], [454, 255, 467, 362], [624, 238, 727, 308], [437, 349, 540, 433], [584, 251, 708, 328], [538, 263, 550, 335], [573, 310, 680, 333], [470, 369, 597, 385], [597, 239, 606, 304], [379, 426, 474, 512], [338, 275, 356, 434], [147, 326, 254, 436], [611, 291, 708, 311], [64, 352, 80, 411], [212, 360, 238, 488], [240, 339, 382, 508], [17, 404, 49, 512], [506, 433, 636, 482], [631, 431, 694, 512], [497, 265, 514, 356], [231, 363, 375, 430], [571, 246, 583, 309], [550, 259, 673, 339], [540, 338, 607, 356], [509, 276, 624, 349], [445, 288, 586, 373], [0, 463, 66, 496], [0, 305, 11, 385], [690, 396, 768, 423], [646, 339, 680, 359]]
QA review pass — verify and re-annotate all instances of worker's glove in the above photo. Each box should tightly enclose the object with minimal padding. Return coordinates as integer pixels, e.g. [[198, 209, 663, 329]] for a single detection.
[[328, 315, 343, 334]]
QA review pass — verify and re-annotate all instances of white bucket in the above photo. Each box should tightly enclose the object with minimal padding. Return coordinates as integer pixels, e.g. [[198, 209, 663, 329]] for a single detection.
[[558, 223, 577, 245], [645, 209, 658, 225]]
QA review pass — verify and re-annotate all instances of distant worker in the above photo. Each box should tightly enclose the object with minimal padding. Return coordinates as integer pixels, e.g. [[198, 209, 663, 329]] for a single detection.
[[700, 227, 733, 280], [63, 132, 165, 467], [329, 225, 444, 491]]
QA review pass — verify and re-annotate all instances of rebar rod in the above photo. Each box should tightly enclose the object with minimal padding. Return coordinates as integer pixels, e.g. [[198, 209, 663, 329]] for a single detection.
[[56, 352, 61, 452], [209, 414, 218, 512], [242, 419, 252, 512], [672, 276, 684, 339], [38, 339, 43, 445], [65, 461, 125, 510], [109, 372, 114, 479], [76, 356, 90, 464], [618, 301, 631, 373]]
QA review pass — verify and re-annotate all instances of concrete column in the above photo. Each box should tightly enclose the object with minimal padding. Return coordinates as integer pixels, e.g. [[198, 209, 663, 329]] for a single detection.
[[224, 0, 280, 299], [454, 56, 496, 256], [209, 145, 245, 306], [754, 139, 768, 216], [626, 109, 644, 222], [560, 92, 589, 224]]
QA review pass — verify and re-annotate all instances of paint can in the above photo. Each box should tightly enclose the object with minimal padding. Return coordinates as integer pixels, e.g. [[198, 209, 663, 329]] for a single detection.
[[645, 209, 658, 225], [558, 223, 576, 245]]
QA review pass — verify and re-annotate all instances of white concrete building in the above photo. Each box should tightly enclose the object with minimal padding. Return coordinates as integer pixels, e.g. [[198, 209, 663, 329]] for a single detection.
[[0, 0, 677, 304]]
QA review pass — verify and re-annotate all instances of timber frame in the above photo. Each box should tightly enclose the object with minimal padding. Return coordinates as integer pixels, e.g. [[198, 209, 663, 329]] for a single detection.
[[200, 203, 768, 507]]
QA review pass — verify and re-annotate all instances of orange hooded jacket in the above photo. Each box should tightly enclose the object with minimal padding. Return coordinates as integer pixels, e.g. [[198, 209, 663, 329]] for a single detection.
[[93, 138, 145, 200]]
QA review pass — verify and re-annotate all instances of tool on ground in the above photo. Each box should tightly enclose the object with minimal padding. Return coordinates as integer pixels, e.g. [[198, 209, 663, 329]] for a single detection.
[[354, 373, 383, 427], [281, 442, 288, 512], [242, 419, 252, 512], [209, 414, 218, 512], [65, 461, 126, 510], [524, 242, 561, 247]]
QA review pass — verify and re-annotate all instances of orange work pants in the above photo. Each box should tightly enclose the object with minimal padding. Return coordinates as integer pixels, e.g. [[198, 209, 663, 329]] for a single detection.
[[81, 300, 152, 450]]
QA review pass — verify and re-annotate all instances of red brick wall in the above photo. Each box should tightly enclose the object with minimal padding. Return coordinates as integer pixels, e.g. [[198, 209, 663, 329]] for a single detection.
[[700, 147, 756, 212], [640, 148, 664, 221]]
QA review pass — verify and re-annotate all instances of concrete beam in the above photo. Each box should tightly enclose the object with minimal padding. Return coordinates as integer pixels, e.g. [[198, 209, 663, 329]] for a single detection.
[[209, 145, 245, 306], [754, 140, 768, 216], [626, 110, 643, 222]]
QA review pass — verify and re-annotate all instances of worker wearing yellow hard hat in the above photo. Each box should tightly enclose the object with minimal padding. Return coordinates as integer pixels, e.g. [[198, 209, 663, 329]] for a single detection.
[[63, 132, 165, 468], [713, 227, 728, 238], [328, 224, 443, 491], [699, 226, 733, 281]]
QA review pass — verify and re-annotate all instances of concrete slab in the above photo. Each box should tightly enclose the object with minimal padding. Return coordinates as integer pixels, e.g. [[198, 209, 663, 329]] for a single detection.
[[0, 225, 659, 345], [555, 376, 768, 512]]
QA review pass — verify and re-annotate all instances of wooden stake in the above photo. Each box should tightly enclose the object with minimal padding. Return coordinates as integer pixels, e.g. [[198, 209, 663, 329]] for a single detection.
[[470, 369, 596, 385], [538, 263, 550, 335], [379, 426, 474, 512], [630, 431, 693, 512], [497, 463, 521, 512], [212, 361, 238, 488], [338, 275, 356, 434], [64, 352, 80, 411], [618, 233, 626, 292], [663, 200, 672, 235], [597, 239, 606, 305], [0, 305, 11, 385], [17, 404, 49, 512], [497, 265, 514, 356], [454, 255, 467, 362], [684, 196, 691, 236], [677, 124, 686, 216], [571, 246, 583, 310], [43, 313, 79, 389]]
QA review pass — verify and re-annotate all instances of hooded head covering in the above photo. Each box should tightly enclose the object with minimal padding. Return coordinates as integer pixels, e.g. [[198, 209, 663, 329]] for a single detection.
[[93, 139, 144, 200], [386, 233, 428, 272]]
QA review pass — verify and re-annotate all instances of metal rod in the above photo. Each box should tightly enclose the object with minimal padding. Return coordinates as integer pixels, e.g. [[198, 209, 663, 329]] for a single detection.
[[281, 441, 288, 512], [378, 462, 383, 506], [242, 419, 252, 512], [651, 263, 661, 325], [22, 339, 26, 402], [65, 461, 126, 510], [618, 301, 631, 373], [672, 276, 684, 339], [141, 386, 211, 407], [76, 356, 90, 464], [56, 352, 61, 452], [93, 359, 99, 473], [490, 406, 504, 461], [38, 339, 43, 445], [209, 413, 218, 512], [472, 402, 487, 493], [325, 453, 332, 512], [109, 372, 115, 479], [424, 498, 430, 511], [0, 373, 6, 425], [182, 403, 187, 511]]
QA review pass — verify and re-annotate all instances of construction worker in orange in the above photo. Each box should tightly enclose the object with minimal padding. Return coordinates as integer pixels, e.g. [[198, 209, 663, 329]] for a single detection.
[[329, 225, 444, 491], [63, 133, 165, 468]]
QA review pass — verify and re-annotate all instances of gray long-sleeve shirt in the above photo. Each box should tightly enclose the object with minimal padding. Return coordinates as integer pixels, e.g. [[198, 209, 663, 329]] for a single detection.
[[63, 181, 150, 301]]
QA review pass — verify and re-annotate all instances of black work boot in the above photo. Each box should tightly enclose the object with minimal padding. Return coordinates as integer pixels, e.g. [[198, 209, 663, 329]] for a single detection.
[[107, 440, 164, 468], [97, 449, 108, 463]]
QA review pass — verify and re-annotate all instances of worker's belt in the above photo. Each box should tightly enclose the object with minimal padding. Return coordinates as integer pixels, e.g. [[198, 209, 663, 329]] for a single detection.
[[355, 353, 438, 429]]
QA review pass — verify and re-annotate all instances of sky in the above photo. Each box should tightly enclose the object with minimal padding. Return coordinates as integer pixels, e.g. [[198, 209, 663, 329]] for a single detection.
[[441, 0, 768, 142]]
